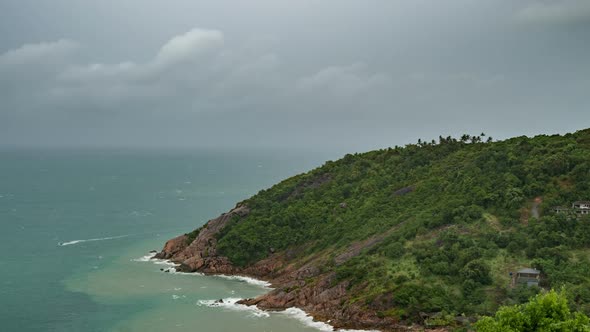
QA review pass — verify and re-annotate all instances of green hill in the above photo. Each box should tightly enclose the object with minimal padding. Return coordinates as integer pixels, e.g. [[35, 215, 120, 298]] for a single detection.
[[162, 128, 590, 329]]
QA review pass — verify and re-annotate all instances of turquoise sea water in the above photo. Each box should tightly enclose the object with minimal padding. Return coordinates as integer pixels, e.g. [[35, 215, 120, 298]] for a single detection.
[[0, 149, 345, 332]]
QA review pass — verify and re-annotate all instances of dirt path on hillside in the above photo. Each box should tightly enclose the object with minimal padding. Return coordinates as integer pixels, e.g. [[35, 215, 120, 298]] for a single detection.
[[531, 196, 542, 219]]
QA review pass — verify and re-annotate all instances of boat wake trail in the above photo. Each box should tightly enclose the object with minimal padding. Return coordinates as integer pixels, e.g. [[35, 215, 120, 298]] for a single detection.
[[58, 235, 129, 246]]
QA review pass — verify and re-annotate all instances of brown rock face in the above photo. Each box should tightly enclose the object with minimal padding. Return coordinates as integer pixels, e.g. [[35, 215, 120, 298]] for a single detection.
[[155, 204, 442, 332], [154, 204, 249, 274], [153, 235, 188, 259]]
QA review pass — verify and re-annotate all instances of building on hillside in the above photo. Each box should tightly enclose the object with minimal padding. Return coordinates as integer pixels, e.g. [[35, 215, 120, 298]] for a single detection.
[[513, 268, 541, 287], [552, 201, 590, 216], [573, 201, 590, 214], [553, 206, 569, 213]]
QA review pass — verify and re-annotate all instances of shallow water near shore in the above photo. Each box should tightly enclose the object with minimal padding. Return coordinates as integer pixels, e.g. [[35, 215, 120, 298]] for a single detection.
[[65, 237, 343, 332], [0, 148, 349, 332]]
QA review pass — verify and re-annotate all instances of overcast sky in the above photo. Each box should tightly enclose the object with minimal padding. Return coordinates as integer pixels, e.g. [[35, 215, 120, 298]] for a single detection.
[[0, 0, 588, 151]]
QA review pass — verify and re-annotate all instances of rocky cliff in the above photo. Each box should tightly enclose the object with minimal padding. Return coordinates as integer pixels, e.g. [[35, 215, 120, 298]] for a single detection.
[[154, 203, 419, 331]]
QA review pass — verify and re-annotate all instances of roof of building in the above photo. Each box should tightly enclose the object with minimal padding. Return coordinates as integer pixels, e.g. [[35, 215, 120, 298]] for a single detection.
[[573, 201, 590, 205], [517, 268, 540, 274]]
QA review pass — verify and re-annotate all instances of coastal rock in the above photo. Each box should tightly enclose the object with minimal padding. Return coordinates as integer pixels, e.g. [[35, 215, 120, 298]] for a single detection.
[[155, 204, 249, 273], [157, 203, 423, 331], [153, 234, 188, 259]]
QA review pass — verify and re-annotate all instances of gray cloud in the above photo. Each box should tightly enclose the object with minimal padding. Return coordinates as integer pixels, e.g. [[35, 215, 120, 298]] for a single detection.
[[0, 0, 588, 151], [0, 39, 78, 67], [516, 0, 590, 24], [2, 27, 391, 118], [50, 29, 228, 107]]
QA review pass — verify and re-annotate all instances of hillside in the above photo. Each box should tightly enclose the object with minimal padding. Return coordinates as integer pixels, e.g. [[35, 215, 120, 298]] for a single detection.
[[155, 128, 590, 330]]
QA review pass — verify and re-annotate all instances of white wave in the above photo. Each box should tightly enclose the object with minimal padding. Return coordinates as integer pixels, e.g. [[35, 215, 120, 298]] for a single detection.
[[197, 298, 270, 318], [280, 308, 380, 332], [132, 254, 155, 262], [155, 260, 178, 267], [134, 252, 272, 288], [197, 298, 379, 331], [58, 235, 128, 246], [215, 275, 272, 288], [280, 308, 334, 331], [132, 253, 182, 273]]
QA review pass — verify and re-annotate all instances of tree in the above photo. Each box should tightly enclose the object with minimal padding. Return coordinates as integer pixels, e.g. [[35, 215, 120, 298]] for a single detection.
[[461, 259, 492, 285], [475, 289, 590, 331]]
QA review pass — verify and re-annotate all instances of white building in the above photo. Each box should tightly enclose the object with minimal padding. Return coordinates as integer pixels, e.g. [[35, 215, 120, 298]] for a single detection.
[[573, 201, 590, 215]]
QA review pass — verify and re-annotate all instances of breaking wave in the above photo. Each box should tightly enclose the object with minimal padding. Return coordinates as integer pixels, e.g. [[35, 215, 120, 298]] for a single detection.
[[133, 252, 271, 287], [215, 275, 272, 288], [197, 298, 378, 331], [280, 308, 380, 332], [197, 298, 270, 318]]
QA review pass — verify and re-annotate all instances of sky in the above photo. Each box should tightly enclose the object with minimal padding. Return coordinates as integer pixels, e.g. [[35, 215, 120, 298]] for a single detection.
[[0, 0, 588, 151]]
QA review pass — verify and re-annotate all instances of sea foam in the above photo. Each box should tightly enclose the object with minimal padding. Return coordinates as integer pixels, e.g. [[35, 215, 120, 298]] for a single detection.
[[280, 308, 380, 332], [134, 253, 271, 288], [197, 298, 379, 331], [215, 275, 272, 288], [197, 298, 270, 318], [132, 254, 177, 268], [131, 254, 155, 262]]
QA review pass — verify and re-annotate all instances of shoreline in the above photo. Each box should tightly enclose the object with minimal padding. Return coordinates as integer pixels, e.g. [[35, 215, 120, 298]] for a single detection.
[[150, 205, 410, 331], [139, 253, 380, 332]]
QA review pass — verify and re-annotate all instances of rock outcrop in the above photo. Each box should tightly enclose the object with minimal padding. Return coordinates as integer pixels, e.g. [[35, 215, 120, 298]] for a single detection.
[[155, 204, 249, 274]]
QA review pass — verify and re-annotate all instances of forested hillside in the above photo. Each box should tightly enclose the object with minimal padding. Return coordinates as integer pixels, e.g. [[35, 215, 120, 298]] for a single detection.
[[187, 128, 590, 326]]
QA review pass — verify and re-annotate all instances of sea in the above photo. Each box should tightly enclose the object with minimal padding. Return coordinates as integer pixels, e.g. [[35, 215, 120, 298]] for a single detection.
[[0, 148, 360, 332]]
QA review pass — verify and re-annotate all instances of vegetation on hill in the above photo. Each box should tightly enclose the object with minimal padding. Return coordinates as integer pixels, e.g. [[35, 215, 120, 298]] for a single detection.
[[206, 129, 590, 324], [475, 289, 590, 331]]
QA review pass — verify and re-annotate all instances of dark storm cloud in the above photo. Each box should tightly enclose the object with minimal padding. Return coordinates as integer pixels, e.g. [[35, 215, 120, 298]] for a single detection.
[[0, 0, 588, 151]]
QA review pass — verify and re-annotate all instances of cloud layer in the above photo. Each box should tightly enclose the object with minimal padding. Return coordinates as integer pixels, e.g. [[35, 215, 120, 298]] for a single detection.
[[0, 39, 78, 66], [0, 0, 588, 150], [517, 0, 590, 24], [1, 28, 395, 117]]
